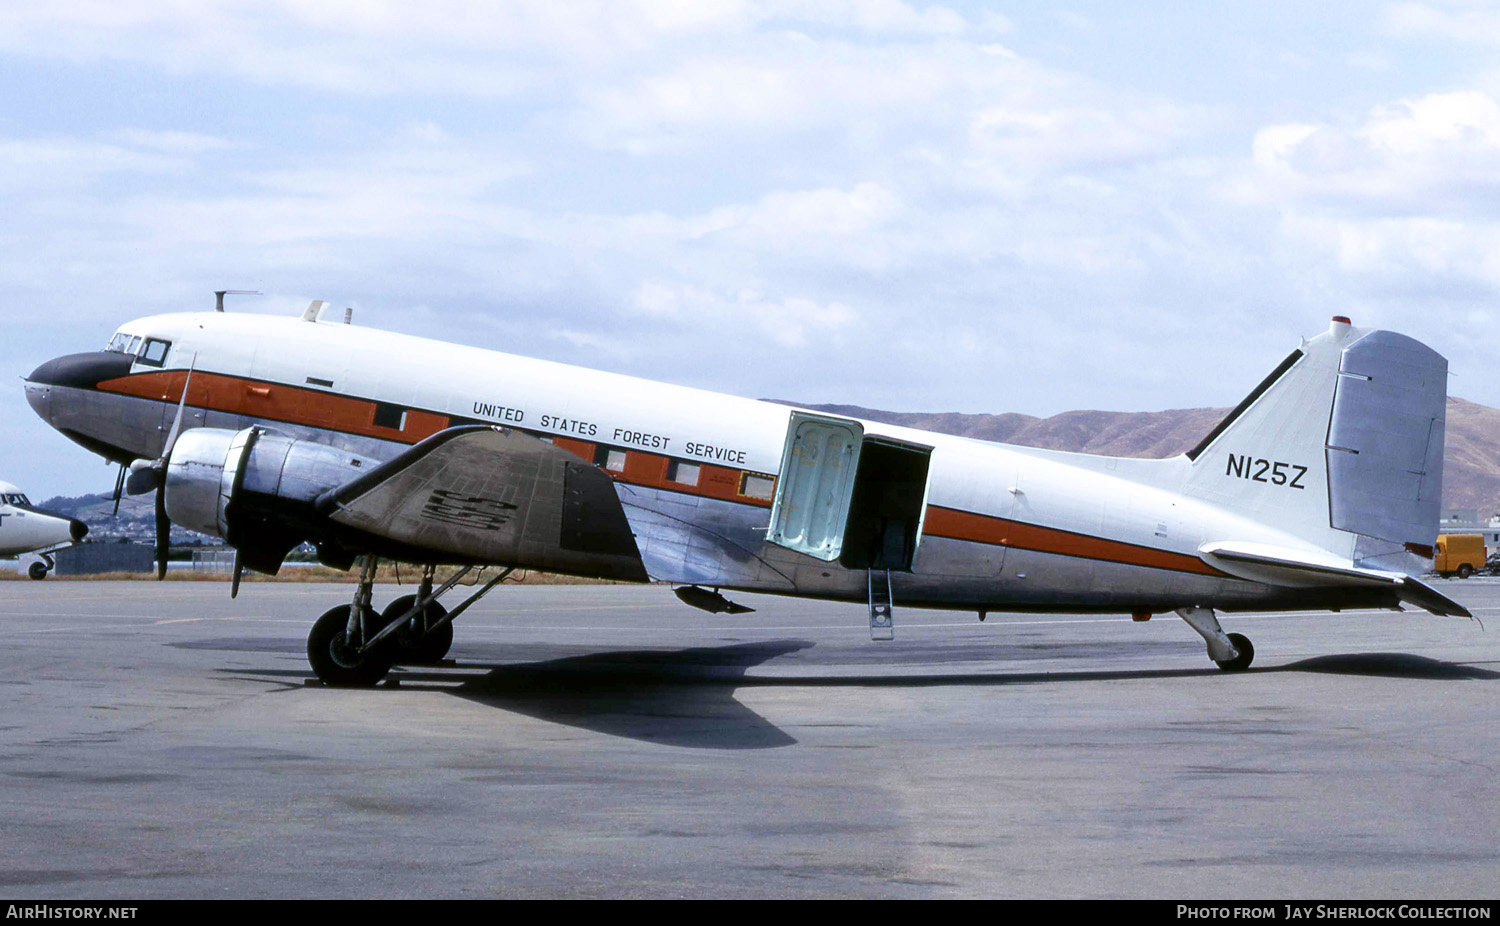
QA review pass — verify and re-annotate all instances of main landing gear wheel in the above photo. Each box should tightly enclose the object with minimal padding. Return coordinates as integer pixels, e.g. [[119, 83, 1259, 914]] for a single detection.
[[27, 562, 48, 580], [380, 595, 453, 664], [1214, 632, 1255, 672], [308, 604, 395, 687]]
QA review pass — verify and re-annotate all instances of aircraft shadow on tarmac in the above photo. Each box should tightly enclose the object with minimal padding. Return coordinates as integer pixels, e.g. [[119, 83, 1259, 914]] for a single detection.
[[222, 639, 1223, 750], [1271, 652, 1500, 680], [223, 642, 1497, 750]]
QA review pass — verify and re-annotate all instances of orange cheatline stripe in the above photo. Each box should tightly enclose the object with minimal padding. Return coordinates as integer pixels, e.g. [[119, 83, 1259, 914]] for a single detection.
[[922, 506, 1228, 577], [95, 368, 774, 508]]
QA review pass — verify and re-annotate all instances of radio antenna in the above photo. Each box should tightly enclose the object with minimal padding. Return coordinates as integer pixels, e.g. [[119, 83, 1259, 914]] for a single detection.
[[214, 290, 261, 312]]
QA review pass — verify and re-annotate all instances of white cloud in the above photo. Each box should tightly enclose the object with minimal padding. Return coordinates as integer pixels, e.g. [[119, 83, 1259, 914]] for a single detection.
[[632, 281, 856, 348], [1244, 91, 1500, 216], [1383, 1, 1500, 45]]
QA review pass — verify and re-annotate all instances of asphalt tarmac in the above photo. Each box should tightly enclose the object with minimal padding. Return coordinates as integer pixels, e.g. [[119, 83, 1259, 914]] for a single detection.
[[1, 578, 1497, 899]]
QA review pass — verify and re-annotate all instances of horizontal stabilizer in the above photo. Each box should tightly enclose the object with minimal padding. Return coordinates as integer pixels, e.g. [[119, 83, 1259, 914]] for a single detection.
[[1200, 541, 1471, 618]]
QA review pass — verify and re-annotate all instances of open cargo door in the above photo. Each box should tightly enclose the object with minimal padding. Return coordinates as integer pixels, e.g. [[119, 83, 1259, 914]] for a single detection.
[[766, 413, 933, 571], [766, 412, 864, 561], [838, 436, 933, 572]]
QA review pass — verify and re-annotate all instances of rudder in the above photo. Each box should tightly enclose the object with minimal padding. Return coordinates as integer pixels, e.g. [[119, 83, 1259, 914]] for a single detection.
[[1183, 318, 1448, 574]]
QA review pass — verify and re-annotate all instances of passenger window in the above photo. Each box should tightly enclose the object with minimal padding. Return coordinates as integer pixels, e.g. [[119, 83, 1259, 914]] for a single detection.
[[739, 473, 775, 500], [593, 446, 626, 473], [372, 402, 407, 430], [667, 461, 700, 486], [138, 339, 171, 367]]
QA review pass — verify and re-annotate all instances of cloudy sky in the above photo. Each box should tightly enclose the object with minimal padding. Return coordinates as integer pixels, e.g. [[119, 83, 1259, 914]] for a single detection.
[[4, 1, 1500, 496]]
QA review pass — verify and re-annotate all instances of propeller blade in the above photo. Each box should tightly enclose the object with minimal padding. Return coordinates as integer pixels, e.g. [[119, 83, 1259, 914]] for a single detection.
[[160, 355, 197, 460], [230, 550, 243, 599], [111, 464, 125, 517], [155, 489, 169, 581]]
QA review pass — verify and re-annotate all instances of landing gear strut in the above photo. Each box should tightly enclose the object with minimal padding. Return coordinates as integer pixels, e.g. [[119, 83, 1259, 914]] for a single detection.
[[307, 556, 394, 687], [380, 565, 453, 664], [305, 557, 514, 687], [1176, 606, 1254, 672]]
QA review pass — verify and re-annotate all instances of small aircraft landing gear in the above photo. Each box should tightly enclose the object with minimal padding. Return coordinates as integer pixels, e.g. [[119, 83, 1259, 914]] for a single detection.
[[380, 565, 453, 663], [305, 558, 513, 687], [307, 557, 395, 687], [308, 603, 396, 687], [1176, 606, 1254, 672]]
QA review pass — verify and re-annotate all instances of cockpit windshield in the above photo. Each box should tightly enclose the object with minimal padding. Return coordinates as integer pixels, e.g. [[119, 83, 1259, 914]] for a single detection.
[[1, 494, 30, 507], [104, 331, 171, 367]]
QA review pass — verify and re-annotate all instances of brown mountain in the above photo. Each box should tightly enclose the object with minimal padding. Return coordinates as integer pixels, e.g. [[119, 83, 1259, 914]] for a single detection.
[[784, 397, 1500, 518]]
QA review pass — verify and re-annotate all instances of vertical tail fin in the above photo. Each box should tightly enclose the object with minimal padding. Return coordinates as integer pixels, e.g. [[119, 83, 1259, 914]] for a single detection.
[[1183, 318, 1447, 576]]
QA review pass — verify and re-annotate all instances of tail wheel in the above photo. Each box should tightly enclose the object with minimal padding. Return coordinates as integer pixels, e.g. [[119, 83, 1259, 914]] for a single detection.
[[27, 562, 48, 580], [380, 595, 453, 663], [1457, 564, 1474, 579], [1214, 632, 1255, 672], [308, 604, 395, 687]]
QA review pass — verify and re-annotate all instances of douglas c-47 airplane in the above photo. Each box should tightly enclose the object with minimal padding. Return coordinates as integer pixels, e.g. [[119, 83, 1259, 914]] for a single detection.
[[23, 302, 1466, 685], [0, 480, 88, 579]]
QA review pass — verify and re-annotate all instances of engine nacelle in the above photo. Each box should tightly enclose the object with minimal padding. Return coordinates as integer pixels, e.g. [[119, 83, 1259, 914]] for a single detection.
[[164, 427, 378, 569]]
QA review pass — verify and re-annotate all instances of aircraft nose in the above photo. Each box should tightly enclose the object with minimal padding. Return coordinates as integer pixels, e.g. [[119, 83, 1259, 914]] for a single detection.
[[23, 380, 51, 422], [26, 351, 134, 389]]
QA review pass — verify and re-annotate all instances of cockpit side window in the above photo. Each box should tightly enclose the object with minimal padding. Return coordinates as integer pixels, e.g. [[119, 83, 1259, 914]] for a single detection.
[[138, 338, 171, 368], [127, 336, 143, 356], [2, 494, 27, 506]]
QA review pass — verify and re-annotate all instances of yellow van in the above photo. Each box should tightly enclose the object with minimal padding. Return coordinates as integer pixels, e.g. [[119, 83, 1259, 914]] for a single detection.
[[1435, 533, 1487, 578]]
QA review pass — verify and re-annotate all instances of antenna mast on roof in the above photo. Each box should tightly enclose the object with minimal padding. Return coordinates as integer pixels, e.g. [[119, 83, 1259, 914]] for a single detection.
[[214, 290, 261, 312]]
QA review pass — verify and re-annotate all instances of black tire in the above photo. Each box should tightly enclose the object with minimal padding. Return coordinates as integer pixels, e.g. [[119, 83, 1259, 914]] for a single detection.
[[307, 604, 394, 687], [380, 594, 453, 663], [27, 562, 48, 580], [1214, 632, 1254, 672], [1457, 564, 1474, 579]]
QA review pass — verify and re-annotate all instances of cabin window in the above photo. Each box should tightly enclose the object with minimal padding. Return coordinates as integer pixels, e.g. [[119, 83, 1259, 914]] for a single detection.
[[594, 446, 626, 472], [739, 472, 775, 500], [137, 338, 171, 368], [667, 461, 700, 486], [372, 402, 407, 430]]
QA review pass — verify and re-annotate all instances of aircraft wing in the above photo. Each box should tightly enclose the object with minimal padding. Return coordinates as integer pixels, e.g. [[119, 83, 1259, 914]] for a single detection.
[[615, 483, 795, 590], [317, 426, 648, 579], [1199, 540, 1471, 618]]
